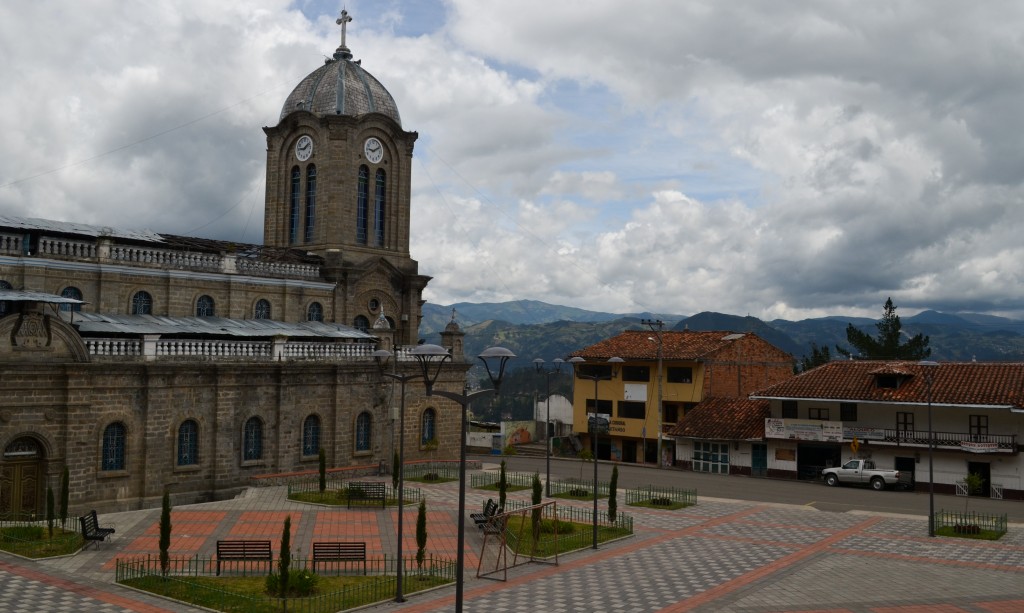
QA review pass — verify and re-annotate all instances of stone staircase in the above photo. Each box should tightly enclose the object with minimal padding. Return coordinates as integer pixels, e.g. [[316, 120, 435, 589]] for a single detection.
[[511, 442, 548, 458]]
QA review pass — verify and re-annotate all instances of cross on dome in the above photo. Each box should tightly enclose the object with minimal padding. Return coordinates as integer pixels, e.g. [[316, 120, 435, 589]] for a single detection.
[[336, 9, 353, 56]]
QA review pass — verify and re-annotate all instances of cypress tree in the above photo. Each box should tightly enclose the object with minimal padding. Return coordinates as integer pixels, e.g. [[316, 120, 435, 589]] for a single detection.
[[58, 466, 69, 529], [159, 487, 172, 576], [608, 465, 619, 522], [531, 472, 542, 538], [498, 460, 507, 510], [279, 515, 292, 597], [46, 486, 54, 538], [416, 499, 427, 571], [318, 447, 327, 494]]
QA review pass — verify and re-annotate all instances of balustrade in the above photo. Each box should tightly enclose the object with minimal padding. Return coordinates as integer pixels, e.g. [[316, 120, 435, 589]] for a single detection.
[[884, 428, 1016, 452], [38, 237, 97, 259], [0, 233, 23, 255], [84, 338, 384, 363]]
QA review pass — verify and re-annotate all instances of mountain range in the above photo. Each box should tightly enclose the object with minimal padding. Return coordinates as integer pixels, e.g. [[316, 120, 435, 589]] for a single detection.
[[420, 300, 1024, 368]]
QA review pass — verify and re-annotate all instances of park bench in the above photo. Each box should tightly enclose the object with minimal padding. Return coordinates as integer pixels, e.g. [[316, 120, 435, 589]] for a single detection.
[[347, 481, 386, 509], [216, 539, 272, 575], [312, 541, 367, 575], [481, 511, 508, 536], [79, 510, 115, 547], [471, 499, 498, 528]]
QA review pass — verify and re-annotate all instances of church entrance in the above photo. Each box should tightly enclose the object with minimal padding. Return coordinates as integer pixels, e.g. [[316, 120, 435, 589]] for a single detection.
[[0, 437, 46, 520]]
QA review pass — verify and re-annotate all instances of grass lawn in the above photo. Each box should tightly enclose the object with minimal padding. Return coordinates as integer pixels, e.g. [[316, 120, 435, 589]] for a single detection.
[[0, 525, 83, 558], [122, 572, 450, 613], [287, 489, 413, 507], [934, 526, 1005, 540], [502, 516, 631, 557]]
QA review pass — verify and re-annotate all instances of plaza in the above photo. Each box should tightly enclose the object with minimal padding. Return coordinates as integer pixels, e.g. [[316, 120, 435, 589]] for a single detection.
[[1, 461, 1022, 612]]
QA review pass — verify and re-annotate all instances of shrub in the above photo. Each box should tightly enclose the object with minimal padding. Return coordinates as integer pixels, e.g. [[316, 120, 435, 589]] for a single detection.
[[265, 568, 318, 597]]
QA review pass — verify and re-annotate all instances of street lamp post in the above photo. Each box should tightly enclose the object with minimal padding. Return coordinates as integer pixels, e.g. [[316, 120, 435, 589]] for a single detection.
[[919, 359, 939, 537], [372, 348, 421, 602], [569, 356, 622, 549], [642, 319, 665, 468], [533, 358, 564, 497], [412, 344, 515, 613]]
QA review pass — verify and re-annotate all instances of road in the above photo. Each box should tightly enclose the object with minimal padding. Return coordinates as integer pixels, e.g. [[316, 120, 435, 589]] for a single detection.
[[477, 453, 1024, 524]]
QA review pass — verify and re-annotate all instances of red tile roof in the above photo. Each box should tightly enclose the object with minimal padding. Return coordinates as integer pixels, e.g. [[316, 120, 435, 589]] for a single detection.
[[667, 397, 770, 440], [752, 361, 1024, 408], [571, 329, 788, 361]]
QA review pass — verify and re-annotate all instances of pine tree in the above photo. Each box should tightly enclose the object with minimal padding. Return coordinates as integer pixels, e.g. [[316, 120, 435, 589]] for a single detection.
[[798, 343, 832, 372], [608, 465, 618, 522], [498, 460, 507, 510], [416, 499, 427, 571], [58, 466, 69, 529], [837, 297, 931, 360], [159, 487, 172, 576]]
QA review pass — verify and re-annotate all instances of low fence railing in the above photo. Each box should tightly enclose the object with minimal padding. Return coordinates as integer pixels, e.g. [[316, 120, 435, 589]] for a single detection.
[[403, 462, 461, 481], [469, 471, 535, 489], [116, 554, 456, 612], [548, 477, 610, 498], [625, 485, 697, 507], [502, 499, 633, 553], [286, 479, 421, 505], [934, 509, 1008, 536]]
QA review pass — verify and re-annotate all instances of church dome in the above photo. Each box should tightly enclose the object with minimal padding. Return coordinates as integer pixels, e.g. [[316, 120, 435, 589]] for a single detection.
[[280, 14, 401, 126]]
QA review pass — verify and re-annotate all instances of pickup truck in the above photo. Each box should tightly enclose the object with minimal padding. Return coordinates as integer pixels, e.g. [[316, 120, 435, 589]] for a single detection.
[[821, 459, 901, 491]]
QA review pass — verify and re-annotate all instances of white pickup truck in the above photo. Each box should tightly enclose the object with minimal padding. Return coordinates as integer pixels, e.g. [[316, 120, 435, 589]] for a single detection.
[[821, 459, 902, 491]]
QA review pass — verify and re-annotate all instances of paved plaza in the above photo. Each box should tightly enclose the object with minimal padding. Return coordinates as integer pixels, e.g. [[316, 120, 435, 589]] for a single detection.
[[2, 464, 1022, 612]]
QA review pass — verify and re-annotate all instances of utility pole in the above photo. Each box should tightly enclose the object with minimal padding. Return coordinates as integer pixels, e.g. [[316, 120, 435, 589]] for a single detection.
[[642, 319, 665, 468]]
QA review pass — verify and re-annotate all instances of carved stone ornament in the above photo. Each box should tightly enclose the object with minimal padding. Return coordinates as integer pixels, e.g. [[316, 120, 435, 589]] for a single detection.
[[11, 313, 51, 350]]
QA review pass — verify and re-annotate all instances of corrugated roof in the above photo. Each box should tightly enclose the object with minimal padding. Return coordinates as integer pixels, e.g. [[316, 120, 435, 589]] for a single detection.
[[70, 312, 375, 340], [0, 214, 163, 243], [667, 397, 770, 440], [752, 360, 1024, 409], [0, 289, 85, 304]]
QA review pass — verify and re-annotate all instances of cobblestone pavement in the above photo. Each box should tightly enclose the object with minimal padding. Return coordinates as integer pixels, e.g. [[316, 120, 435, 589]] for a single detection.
[[1, 465, 1022, 612]]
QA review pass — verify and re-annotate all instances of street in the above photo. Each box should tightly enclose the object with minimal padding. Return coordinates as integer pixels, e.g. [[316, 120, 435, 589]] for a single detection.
[[480, 453, 1024, 524]]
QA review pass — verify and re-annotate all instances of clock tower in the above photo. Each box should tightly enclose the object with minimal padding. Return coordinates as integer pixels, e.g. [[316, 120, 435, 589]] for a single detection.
[[263, 11, 427, 344]]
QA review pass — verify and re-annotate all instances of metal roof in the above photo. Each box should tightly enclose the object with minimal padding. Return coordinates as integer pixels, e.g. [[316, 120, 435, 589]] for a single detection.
[[0, 289, 86, 304], [0, 215, 163, 243], [70, 312, 376, 340]]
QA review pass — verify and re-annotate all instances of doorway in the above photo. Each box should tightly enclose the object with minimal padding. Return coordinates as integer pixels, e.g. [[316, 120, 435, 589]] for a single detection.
[[751, 444, 767, 477], [894, 457, 916, 490], [0, 437, 46, 520], [622, 440, 637, 463], [967, 461, 991, 497]]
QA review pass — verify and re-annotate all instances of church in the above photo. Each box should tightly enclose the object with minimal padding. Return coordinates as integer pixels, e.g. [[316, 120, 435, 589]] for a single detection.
[[0, 12, 467, 516]]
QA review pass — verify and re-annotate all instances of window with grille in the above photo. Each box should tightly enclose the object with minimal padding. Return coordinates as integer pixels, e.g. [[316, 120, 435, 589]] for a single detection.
[[617, 401, 646, 419], [102, 422, 126, 471], [60, 286, 83, 312], [254, 299, 271, 320], [131, 291, 152, 315], [809, 407, 829, 421], [374, 168, 386, 246], [840, 402, 857, 422], [243, 417, 263, 461], [304, 165, 317, 242], [177, 420, 199, 466], [289, 166, 300, 244], [969, 415, 988, 437], [196, 295, 215, 317], [422, 408, 436, 444], [692, 441, 729, 474], [896, 412, 914, 431], [307, 302, 323, 322], [302, 414, 321, 456], [781, 400, 798, 419], [356, 165, 369, 244], [355, 412, 371, 452]]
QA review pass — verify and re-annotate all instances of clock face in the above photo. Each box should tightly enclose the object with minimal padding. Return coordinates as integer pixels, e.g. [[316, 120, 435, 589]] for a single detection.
[[364, 137, 383, 164], [295, 135, 313, 161]]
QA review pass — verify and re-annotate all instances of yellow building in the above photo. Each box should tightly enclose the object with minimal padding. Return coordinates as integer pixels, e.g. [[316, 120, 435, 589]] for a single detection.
[[569, 329, 792, 465]]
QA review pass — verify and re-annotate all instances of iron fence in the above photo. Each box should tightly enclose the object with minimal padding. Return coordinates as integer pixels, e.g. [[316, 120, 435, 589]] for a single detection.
[[624, 484, 697, 507], [286, 479, 421, 506], [115, 554, 457, 612], [934, 509, 1008, 536], [469, 471, 536, 489]]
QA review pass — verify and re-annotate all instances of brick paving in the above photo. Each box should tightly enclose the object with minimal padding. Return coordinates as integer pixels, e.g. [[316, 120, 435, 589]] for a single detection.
[[0, 464, 1021, 612]]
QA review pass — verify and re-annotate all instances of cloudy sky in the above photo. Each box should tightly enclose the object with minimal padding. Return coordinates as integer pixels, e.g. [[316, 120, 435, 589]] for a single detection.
[[2, 1, 1022, 320]]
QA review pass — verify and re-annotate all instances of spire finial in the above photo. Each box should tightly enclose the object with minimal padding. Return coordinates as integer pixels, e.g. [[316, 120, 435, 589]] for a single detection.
[[450, 307, 457, 324], [335, 9, 354, 60]]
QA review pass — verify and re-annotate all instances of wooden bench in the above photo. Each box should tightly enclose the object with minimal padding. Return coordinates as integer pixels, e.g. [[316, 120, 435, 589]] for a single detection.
[[481, 511, 508, 536], [79, 510, 115, 547], [216, 540, 272, 575], [347, 481, 386, 509], [312, 541, 367, 575], [471, 499, 498, 528]]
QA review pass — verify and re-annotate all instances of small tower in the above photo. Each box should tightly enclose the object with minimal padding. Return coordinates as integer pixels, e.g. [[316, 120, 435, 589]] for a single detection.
[[439, 308, 465, 360]]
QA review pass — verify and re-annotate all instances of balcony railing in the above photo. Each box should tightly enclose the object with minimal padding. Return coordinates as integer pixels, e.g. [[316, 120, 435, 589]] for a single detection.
[[882, 429, 1017, 453], [85, 338, 418, 363]]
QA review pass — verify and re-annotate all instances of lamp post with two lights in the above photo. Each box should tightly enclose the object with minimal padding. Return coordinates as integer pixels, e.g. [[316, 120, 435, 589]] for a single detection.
[[568, 355, 622, 549], [410, 344, 515, 613], [533, 358, 564, 497]]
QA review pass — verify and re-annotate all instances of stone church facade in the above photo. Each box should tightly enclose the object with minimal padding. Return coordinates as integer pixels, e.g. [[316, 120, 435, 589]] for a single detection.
[[0, 15, 467, 515]]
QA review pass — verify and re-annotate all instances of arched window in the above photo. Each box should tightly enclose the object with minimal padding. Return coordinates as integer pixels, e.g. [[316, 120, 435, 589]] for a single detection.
[[177, 420, 199, 466], [374, 168, 386, 246], [421, 408, 437, 445], [356, 165, 369, 244], [254, 299, 271, 320], [1, 280, 14, 318], [289, 166, 301, 244], [196, 295, 215, 317], [102, 422, 126, 471], [307, 302, 324, 322], [355, 412, 371, 452], [302, 414, 321, 456], [59, 286, 83, 312], [304, 165, 317, 242], [243, 417, 263, 461], [131, 291, 152, 315], [353, 315, 369, 331]]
